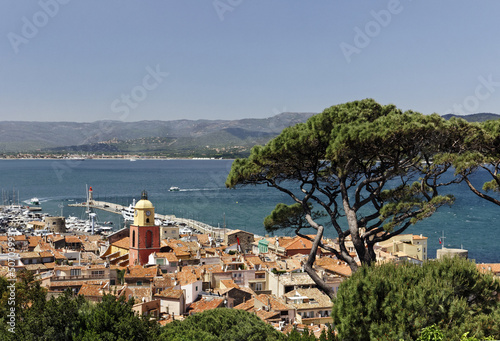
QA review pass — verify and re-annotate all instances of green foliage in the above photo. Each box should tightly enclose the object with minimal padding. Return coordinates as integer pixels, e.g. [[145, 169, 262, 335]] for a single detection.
[[318, 324, 337, 341], [417, 324, 444, 341], [75, 295, 159, 341], [331, 257, 500, 341], [159, 308, 286, 341], [286, 326, 318, 341], [0, 285, 160, 341], [264, 203, 326, 233]]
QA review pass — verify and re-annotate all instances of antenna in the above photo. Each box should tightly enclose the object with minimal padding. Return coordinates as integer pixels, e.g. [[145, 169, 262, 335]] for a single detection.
[[439, 231, 446, 249]]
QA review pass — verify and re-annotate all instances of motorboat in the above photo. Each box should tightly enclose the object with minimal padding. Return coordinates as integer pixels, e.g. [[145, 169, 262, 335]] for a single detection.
[[169, 186, 180, 192]]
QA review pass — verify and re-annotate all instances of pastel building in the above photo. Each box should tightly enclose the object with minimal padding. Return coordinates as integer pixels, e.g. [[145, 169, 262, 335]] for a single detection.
[[377, 234, 428, 261]]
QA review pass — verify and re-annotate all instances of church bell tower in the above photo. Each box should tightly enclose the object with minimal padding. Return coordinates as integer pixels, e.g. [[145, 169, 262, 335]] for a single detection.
[[129, 190, 161, 265]]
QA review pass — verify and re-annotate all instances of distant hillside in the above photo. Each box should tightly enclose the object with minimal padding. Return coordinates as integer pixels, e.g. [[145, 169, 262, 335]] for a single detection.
[[0, 112, 315, 156], [441, 112, 500, 122]]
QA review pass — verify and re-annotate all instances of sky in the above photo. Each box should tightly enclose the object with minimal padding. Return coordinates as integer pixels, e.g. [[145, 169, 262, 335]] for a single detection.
[[1, 1, 500, 122]]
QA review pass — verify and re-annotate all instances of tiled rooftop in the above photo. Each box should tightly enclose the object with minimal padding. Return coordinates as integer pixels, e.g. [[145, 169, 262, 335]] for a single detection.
[[189, 297, 225, 314], [284, 288, 332, 310]]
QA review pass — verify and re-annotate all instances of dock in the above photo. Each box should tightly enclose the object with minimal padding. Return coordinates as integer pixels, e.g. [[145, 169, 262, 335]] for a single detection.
[[68, 200, 230, 237]]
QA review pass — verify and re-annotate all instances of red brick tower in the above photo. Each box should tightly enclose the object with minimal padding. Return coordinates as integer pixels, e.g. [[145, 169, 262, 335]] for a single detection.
[[129, 191, 161, 265]]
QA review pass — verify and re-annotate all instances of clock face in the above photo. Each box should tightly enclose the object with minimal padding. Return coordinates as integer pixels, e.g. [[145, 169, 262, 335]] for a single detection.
[[146, 210, 151, 216]]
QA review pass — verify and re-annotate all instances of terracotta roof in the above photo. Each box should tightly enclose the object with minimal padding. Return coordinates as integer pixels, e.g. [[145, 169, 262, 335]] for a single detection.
[[52, 250, 67, 260], [195, 234, 211, 245], [154, 252, 179, 262], [226, 230, 254, 236], [82, 241, 99, 251], [50, 235, 65, 242], [412, 235, 428, 240], [255, 309, 280, 321], [130, 287, 152, 301], [477, 263, 500, 274], [65, 236, 82, 244], [19, 252, 40, 258], [152, 274, 176, 288], [0, 235, 27, 242], [78, 283, 109, 297], [111, 237, 130, 250], [284, 288, 332, 310], [189, 297, 225, 314], [126, 265, 158, 278], [244, 256, 264, 268], [273, 237, 295, 248], [315, 257, 352, 277], [255, 294, 293, 311], [220, 279, 239, 289], [24, 264, 47, 271], [28, 236, 43, 247], [39, 251, 54, 258], [176, 269, 200, 286], [48, 279, 105, 288], [234, 298, 255, 311], [44, 262, 56, 270], [277, 272, 316, 286], [35, 242, 54, 251], [174, 250, 191, 257], [284, 236, 313, 250], [156, 288, 184, 299]]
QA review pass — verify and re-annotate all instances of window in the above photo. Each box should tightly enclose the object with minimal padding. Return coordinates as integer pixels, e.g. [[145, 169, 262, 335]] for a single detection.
[[146, 230, 153, 248], [137, 281, 143, 286], [195, 286, 198, 291], [70, 269, 81, 277], [255, 283, 262, 291], [132, 230, 136, 248]]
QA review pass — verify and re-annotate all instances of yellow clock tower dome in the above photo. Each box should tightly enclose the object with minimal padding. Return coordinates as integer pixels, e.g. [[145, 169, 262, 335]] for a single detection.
[[133, 190, 155, 226]]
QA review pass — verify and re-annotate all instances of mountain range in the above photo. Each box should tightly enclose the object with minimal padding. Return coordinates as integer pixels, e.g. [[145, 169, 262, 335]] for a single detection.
[[0, 112, 315, 157], [1, 112, 498, 157]]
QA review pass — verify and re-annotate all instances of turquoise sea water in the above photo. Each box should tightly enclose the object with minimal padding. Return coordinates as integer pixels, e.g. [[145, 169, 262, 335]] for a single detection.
[[0, 159, 498, 263]]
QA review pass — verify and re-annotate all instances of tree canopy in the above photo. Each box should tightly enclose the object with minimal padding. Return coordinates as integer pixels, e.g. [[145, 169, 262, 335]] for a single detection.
[[331, 257, 500, 341], [453, 119, 500, 206], [226, 99, 469, 296], [159, 308, 285, 341]]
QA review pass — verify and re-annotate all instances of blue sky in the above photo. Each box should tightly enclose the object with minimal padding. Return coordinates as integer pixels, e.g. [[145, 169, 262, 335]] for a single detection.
[[1, 1, 500, 122]]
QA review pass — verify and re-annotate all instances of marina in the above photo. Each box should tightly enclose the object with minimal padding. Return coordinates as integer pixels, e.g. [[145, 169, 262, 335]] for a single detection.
[[68, 197, 233, 237]]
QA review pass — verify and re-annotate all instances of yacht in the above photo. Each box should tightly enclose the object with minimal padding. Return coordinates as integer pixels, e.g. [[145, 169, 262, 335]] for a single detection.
[[29, 197, 40, 205], [169, 186, 180, 192], [121, 199, 136, 221]]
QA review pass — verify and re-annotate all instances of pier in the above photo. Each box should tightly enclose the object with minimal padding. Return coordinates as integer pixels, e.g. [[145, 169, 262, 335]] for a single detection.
[[68, 200, 230, 237]]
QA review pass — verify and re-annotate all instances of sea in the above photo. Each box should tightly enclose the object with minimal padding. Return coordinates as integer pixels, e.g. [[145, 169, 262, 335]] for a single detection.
[[0, 159, 498, 263]]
